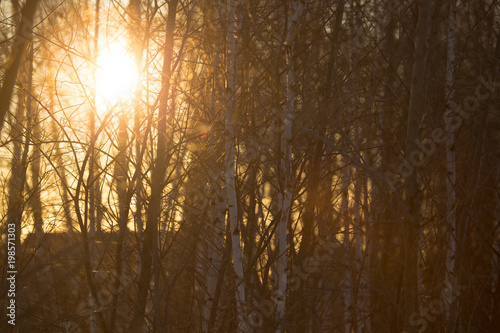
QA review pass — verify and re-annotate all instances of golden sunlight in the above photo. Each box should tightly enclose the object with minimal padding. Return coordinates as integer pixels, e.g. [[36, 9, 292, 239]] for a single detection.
[[95, 42, 138, 104]]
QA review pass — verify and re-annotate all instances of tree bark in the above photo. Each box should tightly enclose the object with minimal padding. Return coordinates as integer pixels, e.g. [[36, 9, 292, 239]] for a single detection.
[[128, 1, 178, 331], [276, 2, 305, 331], [0, 0, 39, 133], [225, 0, 248, 331], [444, 1, 458, 331], [403, 0, 431, 331]]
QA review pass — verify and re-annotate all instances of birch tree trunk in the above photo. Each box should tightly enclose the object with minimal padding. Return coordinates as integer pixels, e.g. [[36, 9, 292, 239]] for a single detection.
[[31, 123, 43, 247], [225, 0, 248, 330], [88, 2, 100, 331], [203, 25, 225, 332], [342, 161, 352, 333], [26, 42, 43, 247], [204, 188, 226, 332], [276, 2, 305, 331], [128, 0, 144, 283], [109, 112, 129, 331], [347, 2, 365, 331]]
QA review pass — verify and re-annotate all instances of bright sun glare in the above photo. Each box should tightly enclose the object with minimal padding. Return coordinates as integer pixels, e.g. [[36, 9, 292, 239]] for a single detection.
[[96, 42, 138, 104]]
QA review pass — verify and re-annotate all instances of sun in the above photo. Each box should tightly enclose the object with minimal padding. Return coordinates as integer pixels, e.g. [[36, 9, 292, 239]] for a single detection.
[[96, 42, 138, 104]]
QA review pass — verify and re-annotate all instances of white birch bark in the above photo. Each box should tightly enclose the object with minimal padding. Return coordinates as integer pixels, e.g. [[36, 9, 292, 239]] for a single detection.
[[202, 189, 226, 332], [276, 2, 305, 332], [129, 0, 144, 284], [347, 2, 366, 331], [362, 177, 372, 333], [353, 156, 364, 333], [444, 0, 457, 327], [202, 36, 225, 330], [341, 161, 351, 333], [89, 2, 100, 331], [225, 0, 247, 331]]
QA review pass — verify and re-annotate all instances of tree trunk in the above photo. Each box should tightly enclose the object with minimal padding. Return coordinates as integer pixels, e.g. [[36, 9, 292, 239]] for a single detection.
[[203, 24, 225, 332], [225, 0, 248, 331], [109, 112, 129, 331], [88, 2, 100, 331], [26, 42, 43, 246], [128, 1, 178, 331], [0, 0, 39, 133], [1, 49, 29, 303], [341, 159, 352, 333], [276, 2, 305, 331], [403, 0, 431, 330], [444, 1, 458, 331]]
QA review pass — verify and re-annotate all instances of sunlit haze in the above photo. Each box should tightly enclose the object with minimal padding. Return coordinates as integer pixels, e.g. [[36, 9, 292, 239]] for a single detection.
[[0, 1, 496, 331], [96, 42, 138, 104]]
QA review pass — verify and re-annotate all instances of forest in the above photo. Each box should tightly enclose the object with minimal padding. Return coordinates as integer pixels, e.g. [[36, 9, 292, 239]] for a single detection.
[[0, 0, 499, 332]]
